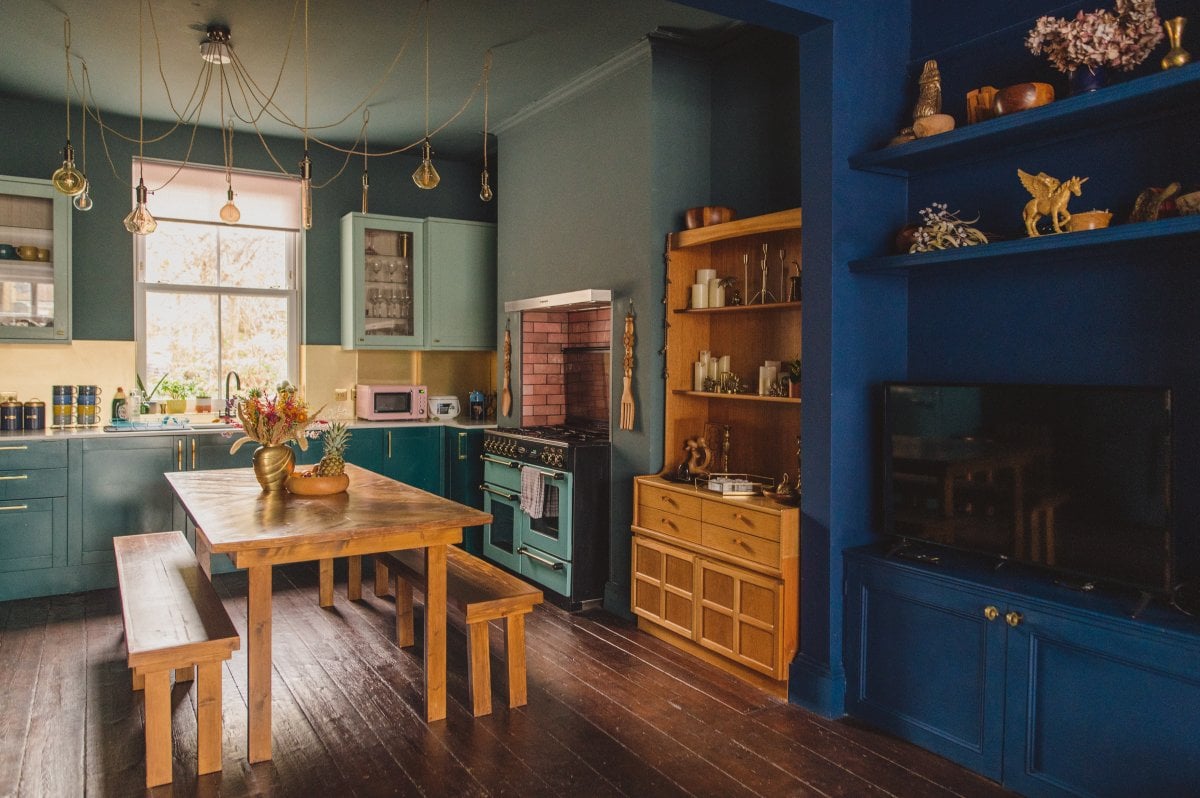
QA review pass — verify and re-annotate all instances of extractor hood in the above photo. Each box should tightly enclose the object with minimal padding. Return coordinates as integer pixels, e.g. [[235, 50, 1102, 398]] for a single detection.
[[504, 289, 612, 313]]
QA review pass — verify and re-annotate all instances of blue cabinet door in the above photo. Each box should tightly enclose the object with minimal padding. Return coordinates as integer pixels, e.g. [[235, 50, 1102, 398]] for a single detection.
[[381, 427, 443, 494], [345, 428, 384, 473], [188, 432, 255, 471], [845, 556, 1007, 780], [71, 436, 182, 566], [444, 427, 484, 552], [1003, 607, 1200, 797]]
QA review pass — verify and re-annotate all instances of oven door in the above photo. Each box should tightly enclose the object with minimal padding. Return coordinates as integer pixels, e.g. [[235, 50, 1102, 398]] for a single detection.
[[481, 482, 523, 572], [521, 467, 573, 561]]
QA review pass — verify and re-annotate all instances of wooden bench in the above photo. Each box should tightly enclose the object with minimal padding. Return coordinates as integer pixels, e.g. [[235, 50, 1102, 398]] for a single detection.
[[114, 531, 240, 788], [375, 547, 542, 716]]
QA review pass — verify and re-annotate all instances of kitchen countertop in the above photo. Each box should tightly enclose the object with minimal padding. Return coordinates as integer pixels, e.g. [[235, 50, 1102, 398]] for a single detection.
[[0, 417, 496, 443]]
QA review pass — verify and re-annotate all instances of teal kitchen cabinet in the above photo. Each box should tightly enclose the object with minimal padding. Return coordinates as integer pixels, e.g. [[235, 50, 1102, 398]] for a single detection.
[[424, 218, 496, 350], [341, 213, 425, 349], [443, 427, 484, 553], [69, 435, 183, 566], [0, 441, 67, 593], [0, 175, 72, 343], [381, 426, 444, 495]]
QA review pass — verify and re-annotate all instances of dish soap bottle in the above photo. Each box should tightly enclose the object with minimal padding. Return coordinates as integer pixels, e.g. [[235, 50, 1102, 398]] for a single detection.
[[111, 386, 127, 422]]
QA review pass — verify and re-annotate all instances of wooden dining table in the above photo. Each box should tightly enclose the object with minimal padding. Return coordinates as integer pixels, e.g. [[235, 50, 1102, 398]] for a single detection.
[[166, 462, 492, 763]]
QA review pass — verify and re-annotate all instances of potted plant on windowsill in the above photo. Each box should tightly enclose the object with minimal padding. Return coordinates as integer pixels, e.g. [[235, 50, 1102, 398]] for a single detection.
[[158, 376, 197, 415]]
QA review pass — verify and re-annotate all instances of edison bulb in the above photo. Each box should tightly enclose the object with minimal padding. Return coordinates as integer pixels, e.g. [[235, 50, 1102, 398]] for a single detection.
[[51, 143, 86, 196], [412, 139, 440, 190], [72, 179, 93, 211], [123, 179, 158, 235], [479, 169, 494, 202], [219, 187, 240, 224], [299, 153, 313, 230]]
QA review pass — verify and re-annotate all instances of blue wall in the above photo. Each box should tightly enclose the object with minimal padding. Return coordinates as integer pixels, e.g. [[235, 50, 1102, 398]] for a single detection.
[[0, 92, 494, 343]]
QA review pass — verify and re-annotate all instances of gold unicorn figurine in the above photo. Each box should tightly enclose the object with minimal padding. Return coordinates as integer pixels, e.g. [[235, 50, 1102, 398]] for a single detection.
[[1019, 169, 1088, 236]]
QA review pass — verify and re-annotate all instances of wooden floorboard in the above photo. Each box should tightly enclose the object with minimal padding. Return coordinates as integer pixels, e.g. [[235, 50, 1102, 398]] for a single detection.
[[0, 562, 1017, 797]]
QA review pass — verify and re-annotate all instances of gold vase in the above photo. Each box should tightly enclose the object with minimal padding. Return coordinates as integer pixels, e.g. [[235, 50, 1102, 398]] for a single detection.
[[1162, 17, 1191, 70], [252, 444, 295, 492]]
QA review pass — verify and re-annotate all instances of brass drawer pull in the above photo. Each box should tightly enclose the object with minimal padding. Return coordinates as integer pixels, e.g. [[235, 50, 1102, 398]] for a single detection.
[[1005, 611, 1023, 628], [983, 605, 999, 621], [0, 474, 29, 481], [0, 504, 29, 511]]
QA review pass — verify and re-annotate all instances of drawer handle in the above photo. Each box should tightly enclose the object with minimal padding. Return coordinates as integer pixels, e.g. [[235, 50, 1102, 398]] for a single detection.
[[0, 474, 29, 481], [661, 517, 677, 529], [983, 605, 999, 622], [0, 504, 29, 511], [660, 494, 677, 506], [0, 446, 29, 452], [1005, 611, 1023, 628], [733, 513, 754, 526], [517, 546, 564, 570]]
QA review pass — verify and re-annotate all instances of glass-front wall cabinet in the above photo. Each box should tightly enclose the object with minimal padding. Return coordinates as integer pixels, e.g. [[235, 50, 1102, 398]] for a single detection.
[[340, 212, 424, 349], [0, 176, 71, 342]]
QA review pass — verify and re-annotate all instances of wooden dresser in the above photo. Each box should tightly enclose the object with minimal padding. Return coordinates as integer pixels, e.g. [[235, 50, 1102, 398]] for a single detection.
[[632, 476, 799, 692]]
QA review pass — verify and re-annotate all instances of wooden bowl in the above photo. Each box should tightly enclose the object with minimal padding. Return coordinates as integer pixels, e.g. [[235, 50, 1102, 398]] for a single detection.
[[992, 82, 1055, 117], [285, 472, 349, 495], [684, 206, 736, 229], [1067, 210, 1112, 232]]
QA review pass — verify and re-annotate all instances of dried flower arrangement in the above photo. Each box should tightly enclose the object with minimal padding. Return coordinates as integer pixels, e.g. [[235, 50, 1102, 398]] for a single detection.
[[1026, 0, 1164, 73], [229, 381, 324, 454], [909, 203, 989, 253]]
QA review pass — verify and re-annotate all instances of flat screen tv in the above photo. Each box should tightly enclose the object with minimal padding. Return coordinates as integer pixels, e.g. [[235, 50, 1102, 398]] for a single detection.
[[882, 383, 1174, 594]]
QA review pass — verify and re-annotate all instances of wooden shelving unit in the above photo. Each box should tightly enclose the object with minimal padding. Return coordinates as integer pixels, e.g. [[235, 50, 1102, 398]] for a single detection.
[[671, 390, 800, 405]]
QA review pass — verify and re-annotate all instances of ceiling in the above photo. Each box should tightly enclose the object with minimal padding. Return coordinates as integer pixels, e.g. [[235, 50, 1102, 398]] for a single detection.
[[0, 0, 739, 159]]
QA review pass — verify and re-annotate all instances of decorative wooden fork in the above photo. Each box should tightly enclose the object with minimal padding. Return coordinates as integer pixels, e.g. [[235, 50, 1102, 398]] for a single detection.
[[620, 305, 635, 430]]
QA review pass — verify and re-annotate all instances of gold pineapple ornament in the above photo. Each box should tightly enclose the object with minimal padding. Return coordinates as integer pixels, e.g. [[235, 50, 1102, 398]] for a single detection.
[[316, 422, 350, 477]]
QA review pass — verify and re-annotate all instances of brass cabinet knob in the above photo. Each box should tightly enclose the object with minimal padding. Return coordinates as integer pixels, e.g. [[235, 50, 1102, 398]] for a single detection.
[[983, 605, 999, 621], [1005, 611, 1023, 628]]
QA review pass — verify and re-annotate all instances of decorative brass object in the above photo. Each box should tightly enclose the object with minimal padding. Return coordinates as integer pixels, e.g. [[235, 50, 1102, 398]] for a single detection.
[[890, 59, 943, 145], [252, 444, 296, 492], [1018, 170, 1089, 236], [984, 605, 1000, 621], [1005, 611, 1024, 628], [1162, 17, 1190, 69]]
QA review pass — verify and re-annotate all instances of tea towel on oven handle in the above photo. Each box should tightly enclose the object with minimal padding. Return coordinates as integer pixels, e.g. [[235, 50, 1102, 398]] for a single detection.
[[520, 465, 545, 520]]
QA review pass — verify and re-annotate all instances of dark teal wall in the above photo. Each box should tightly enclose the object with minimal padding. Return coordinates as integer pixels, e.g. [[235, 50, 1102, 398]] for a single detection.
[[0, 93, 494, 343]]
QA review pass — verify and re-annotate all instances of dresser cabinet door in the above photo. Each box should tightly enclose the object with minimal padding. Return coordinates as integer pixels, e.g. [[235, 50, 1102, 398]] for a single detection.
[[631, 535, 696, 638], [696, 558, 783, 678]]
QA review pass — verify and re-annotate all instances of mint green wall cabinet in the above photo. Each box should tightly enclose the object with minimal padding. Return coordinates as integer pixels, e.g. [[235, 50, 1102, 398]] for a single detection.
[[0, 175, 72, 342], [444, 427, 484, 553], [340, 213, 425, 349], [424, 218, 496, 350], [0, 442, 67, 585], [381, 427, 444, 495], [69, 436, 183, 567]]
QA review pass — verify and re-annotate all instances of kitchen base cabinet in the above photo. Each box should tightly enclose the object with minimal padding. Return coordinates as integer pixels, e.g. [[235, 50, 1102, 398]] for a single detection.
[[444, 427, 484, 553], [631, 535, 696, 638], [0, 441, 68, 599], [845, 547, 1200, 797], [380, 426, 444, 495]]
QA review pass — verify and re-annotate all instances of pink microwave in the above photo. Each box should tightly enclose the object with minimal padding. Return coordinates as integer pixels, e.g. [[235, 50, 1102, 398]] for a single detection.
[[356, 384, 428, 421]]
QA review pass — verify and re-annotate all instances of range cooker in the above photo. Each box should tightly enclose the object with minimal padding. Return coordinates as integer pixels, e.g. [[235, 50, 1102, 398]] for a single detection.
[[480, 422, 610, 610]]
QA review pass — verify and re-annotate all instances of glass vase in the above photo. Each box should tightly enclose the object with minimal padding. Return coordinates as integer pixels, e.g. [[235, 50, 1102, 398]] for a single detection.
[[253, 444, 295, 492]]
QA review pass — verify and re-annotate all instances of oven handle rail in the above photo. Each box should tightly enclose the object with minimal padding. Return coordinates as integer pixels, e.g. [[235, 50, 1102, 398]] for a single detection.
[[518, 546, 565, 570], [479, 484, 520, 501], [481, 454, 566, 481]]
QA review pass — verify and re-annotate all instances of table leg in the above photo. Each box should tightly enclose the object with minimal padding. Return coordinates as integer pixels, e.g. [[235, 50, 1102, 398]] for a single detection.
[[347, 555, 362, 601], [318, 558, 334, 607], [247, 564, 273, 763], [196, 530, 212, 578], [424, 543, 447, 722], [374, 556, 390, 597]]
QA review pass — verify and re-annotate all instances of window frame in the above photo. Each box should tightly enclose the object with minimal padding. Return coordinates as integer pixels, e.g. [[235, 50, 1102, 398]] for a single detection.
[[133, 214, 303, 401]]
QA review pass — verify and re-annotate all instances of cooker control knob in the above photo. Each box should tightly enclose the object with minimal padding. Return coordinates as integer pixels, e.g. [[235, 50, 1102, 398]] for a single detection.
[[518, 446, 527, 455], [556, 453, 565, 466]]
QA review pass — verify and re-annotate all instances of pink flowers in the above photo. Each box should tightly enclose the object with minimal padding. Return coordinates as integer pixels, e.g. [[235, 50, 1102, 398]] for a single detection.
[[1026, 0, 1164, 73], [229, 382, 323, 454]]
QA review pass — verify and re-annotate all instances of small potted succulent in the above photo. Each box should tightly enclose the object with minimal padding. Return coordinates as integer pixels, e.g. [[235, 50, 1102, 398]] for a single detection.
[[787, 357, 802, 398], [158, 376, 198, 414]]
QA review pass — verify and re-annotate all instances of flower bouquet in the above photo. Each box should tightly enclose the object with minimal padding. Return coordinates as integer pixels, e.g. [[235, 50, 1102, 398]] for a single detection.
[[229, 382, 324, 491], [1026, 0, 1164, 82]]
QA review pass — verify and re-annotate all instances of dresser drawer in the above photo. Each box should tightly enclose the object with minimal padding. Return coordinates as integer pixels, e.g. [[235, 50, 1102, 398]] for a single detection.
[[638, 504, 702, 544], [0, 497, 56, 572], [702, 501, 779, 542], [0, 441, 68, 471], [0, 468, 67, 500], [702, 523, 780, 568], [640, 486, 702, 520]]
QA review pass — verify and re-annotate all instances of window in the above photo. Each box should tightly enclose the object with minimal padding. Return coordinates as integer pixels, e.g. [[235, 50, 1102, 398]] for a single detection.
[[134, 161, 302, 405]]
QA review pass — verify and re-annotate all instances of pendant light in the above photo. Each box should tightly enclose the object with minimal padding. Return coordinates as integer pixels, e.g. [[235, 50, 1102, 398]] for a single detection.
[[123, 1, 157, 235], [299, 0, 314, 228], [479, 50, 493, 202], [51, 19, 85, 197], [361, 109, 370, 213], [218, 75, 239, 224], [411, 2, 440, 190], [72, 67, 93, 212]]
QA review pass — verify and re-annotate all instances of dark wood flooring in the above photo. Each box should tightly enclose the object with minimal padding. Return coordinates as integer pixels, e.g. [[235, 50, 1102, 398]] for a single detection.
[[0, 562, 1016, 797]]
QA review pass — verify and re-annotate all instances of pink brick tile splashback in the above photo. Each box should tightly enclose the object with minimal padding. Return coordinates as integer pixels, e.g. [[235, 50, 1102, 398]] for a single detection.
[[521, 309, 611, 425]]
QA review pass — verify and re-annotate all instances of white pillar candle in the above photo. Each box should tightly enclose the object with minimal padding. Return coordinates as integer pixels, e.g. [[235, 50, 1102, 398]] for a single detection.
[[691, 283, 708, 309], [708, 277, 725, 308], [718, 355, 730, 375], [758, 366, 769, 395], [765, 365, 778, 391], [694, 362, 705, 391], [707, 359, 719, 380], [699, 350, 710, 368], [696, 268, 717, 284]]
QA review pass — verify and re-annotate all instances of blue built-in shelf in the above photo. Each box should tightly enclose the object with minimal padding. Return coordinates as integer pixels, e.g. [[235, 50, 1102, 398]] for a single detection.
[[848, 63, 1200, 177], [849, 214, 1200, 274]]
